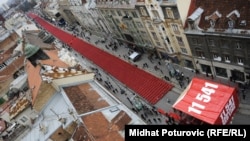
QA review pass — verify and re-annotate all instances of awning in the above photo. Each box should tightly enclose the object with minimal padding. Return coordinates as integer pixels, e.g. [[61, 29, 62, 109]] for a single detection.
[[173, 77, 239, 125]]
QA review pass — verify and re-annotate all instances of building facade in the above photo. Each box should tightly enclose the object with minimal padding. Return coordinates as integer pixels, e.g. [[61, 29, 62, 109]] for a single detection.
[[40, 0, 194, 68], [185, 0, 250, 83], [94, 0, 154, 53], [58, 0, 77, 25]]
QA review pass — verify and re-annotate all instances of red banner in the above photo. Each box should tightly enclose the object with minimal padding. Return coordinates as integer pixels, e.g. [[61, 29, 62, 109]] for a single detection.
[[173, 78, 239, 125]]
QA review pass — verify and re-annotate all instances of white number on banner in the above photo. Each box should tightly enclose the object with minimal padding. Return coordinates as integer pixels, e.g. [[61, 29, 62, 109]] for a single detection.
[[188, 102, 205, 114], [188, 82, 218, 115]]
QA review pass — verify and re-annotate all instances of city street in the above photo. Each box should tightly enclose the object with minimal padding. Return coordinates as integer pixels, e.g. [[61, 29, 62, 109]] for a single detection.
[[48, 21, 250, 125]]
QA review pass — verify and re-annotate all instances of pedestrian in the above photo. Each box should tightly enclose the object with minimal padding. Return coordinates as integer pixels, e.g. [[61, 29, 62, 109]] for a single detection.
[[153, 118, 157, 123], [160, 69, 163, 74], [179, 81, 183, 88], [157, 118, 161, 122], [148, 119, 152, 124], [243, 93, 246, 100]]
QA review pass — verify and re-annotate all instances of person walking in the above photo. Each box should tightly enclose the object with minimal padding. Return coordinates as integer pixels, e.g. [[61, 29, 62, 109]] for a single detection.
[[243, 93, 246, 100]]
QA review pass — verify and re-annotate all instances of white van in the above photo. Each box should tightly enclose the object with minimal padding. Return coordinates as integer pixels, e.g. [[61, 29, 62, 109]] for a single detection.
[[129, 52, 141, 62]]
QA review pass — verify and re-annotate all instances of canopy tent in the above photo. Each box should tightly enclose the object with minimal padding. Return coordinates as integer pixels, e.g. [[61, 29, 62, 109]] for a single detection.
[[173, 77, 239, 125]]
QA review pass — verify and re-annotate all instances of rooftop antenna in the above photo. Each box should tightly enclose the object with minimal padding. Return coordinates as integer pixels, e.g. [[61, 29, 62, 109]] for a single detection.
[[68, 108, 77, 120], [50, 108, 67, 125], [39, 123, 48, 134]]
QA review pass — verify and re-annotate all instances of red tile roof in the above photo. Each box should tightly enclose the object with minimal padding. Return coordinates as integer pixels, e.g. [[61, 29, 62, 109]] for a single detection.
[[64, 83, 125, 141], [26, 61, 42, 105], [0, 119, 7, 132], [189, 0, 250, 30], [0, 46, 15, 64], [0, 56, 25, 81], [64, 83, 110, 114], [39, 50, 69, 68], [25, 48, 81, 105], [82, 112, 124, 141]]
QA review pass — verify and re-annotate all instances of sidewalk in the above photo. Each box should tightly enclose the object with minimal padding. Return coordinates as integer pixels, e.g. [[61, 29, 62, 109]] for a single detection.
[[79, 30, 249, 99], [54, 23, 250, 119]]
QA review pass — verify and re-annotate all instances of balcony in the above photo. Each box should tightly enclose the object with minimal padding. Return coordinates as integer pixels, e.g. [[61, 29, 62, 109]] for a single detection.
[[238, 62, 244, 66], [213, 56, 221, 61], [152, 17, 162, 24], [198, 56, 205, 59]]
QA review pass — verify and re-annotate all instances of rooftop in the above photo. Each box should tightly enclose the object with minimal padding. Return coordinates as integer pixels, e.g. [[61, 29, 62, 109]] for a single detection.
[[187, 0, 250, 34], [63, 81, 145, 141], [20, 78, 145, 141], [0, 18, 145, 141]]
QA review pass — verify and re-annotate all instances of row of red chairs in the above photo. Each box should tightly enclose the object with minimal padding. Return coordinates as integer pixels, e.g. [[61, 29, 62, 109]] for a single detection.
[[28, 13, 174, 105]]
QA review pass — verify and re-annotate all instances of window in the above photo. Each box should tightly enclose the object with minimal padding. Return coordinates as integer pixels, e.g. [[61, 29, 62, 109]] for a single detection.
[[140, 7, 147, 16], [172, 24, 179, 34], [20, 115, 28, 123], [236, 42, 241, 49], [147, 21, 153, 30], [170, 47, 174, 53], [200, 64, 211, 74], [141, 31, 147, 35], [213, 54, 221, 61], [192, 38, 198, 45], [184, 60, 194, 69], [160, 25, 164, 31], [165, 36, 170, 44], [215, 67, 228, 77], [213, 54, 218, 58], [115, 19, 120, 24], [156, 42, 161, 47], [136, 22, 143, 28], [105, 10, 110, 16], [87, 14, 92, 18], [210, 20, 215, 28], [237, 57, 244, 65], [152, 10, 160, 20], [124, 22, 131, 28], [124, 11, 129, 16], [166, 8, 174, 19], [112, 10, 116, 16], [151, 32, 158, 40], [181, 48, 187, 54], [195, 50, 205, 58], [117, 11, 122, 16], [125, 0, 131, 4], [228, 20, 235, 28], [189, 21, 195, 30], [231, 70, 245, 81], [132, 11, 138, 18], [208, 39, 215, 46], [176, 36, 184, 46], [221, 39, 230, 48], [224, 55, 230, 63]]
